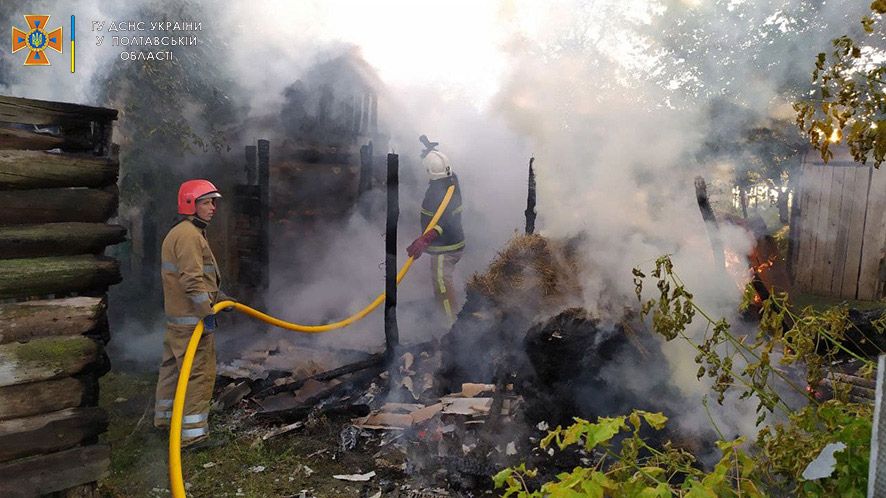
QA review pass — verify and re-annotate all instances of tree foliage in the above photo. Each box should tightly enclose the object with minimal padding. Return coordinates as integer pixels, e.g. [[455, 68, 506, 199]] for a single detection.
[[96, 0, 245, 210], [795, 1, 886, 167]]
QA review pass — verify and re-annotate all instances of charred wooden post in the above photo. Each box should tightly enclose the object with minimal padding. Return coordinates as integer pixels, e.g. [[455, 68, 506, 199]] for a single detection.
[[694, 176, 725, 271], [358, 141, 373, 196], [525, 157, 537, 235], [258, 140, 271, 296], [245, 145, 257, 186], [385, 153, 400, 362]]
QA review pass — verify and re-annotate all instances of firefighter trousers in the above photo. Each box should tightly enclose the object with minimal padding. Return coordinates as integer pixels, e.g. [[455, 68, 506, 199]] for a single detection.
[[429, 249, 463, 325], [153, 323, 216, 446]]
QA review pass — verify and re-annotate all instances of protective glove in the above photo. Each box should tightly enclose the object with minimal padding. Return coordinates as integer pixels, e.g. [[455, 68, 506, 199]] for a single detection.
[[203, 313, 217, 332], [406, 230, 439, 259]]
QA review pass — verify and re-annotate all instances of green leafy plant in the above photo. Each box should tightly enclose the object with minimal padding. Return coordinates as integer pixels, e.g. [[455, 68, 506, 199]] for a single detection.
[[494, 256, 878, 497], [494, 411, 763, 497], [794, 1, 886, 167]]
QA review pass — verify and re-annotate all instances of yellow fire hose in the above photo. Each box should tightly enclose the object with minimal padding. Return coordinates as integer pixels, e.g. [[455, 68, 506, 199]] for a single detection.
[[168, 186, 455, 497]]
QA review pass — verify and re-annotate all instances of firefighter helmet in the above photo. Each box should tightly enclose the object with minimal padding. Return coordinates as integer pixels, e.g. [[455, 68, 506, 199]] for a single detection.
[[177, 179, 221, 215], [423, 150, 452, 180]]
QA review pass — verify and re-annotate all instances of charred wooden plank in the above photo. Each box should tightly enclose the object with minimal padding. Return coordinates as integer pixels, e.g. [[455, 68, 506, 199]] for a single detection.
[[255, 352, 385, 398], [0, 96, 117, 126], [0, 407, 108, 463], [0, 255, 121, 299], [256, 368, 380, 423], [0, 376, 91, 420], [0, 223, 125, 259], [0, 444, 110, 498], [0, 186, 117, 226], [0, 336, 99, 387], [0, 296, 106, 345], [0, 150, 119, 190], [694, 176, 724, 271]]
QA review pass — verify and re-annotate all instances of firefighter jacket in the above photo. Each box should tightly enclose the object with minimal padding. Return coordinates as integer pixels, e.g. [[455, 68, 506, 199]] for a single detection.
[[420, 174, 465, 254], [160, 216, 221, 326]]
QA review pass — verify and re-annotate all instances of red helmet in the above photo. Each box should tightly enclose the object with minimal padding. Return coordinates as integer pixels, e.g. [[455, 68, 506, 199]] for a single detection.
[[177, 179, 221, 215]]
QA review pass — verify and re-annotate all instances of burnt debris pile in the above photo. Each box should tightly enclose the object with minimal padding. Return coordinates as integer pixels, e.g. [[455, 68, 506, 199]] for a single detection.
[[211, 234, 706, 496]]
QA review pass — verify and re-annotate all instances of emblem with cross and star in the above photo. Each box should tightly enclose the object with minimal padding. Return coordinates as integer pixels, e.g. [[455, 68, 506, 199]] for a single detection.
[[11, 15, 63, 66]]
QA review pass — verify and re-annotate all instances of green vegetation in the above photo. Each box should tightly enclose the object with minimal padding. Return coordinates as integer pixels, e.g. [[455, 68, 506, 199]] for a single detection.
[[795, 1, 886, 167], [495, 256, 881, 497], [12, 336, 95, 364], [98, 371, 387, 498]]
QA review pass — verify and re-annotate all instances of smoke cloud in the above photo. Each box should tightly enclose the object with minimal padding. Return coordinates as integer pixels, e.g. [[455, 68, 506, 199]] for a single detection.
[[0, 0, 872, 442]]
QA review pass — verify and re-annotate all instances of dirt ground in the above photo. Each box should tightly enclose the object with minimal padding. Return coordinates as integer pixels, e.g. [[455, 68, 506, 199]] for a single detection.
[[97, 370, 444, 498]]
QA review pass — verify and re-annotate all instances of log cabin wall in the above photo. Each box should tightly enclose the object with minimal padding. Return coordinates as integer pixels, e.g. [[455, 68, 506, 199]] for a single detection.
[[0, 95, 122, 497], [791, 148, 886, 301]]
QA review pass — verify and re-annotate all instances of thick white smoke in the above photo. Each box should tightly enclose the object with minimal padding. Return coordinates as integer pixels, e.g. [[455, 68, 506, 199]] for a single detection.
[[1, 0, 873, 439]]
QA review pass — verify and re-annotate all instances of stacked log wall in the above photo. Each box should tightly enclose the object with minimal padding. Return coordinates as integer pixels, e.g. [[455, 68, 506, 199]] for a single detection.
[[0, 95, 121, 497]]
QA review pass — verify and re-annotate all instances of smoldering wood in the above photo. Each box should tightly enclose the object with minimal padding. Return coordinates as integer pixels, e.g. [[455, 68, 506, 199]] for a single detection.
[[0, 186, 118, 226], [0, 444, 110, 498], [385, 153, 400, 359], [255, 352, 385, 398], [0, 223, 126, 259], [0, 376, 91, 420], [257, 401, 371, 424], [0, 296, 106, 345], [0, 336, 100, 388], [694, 176, 725, 271], [0, 95, 117, 126], [0, 150, 119, 190], [0, 407, 108, 463], [525, 157, 536, 235], [0, 255, 121, 299], [256, 367, 380, 422]]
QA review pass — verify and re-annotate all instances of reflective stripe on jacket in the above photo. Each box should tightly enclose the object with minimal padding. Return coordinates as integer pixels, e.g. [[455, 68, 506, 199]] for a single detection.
[[160, 217, 221, 322]]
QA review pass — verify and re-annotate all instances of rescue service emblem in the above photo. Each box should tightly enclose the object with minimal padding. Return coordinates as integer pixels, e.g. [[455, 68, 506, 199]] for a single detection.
[[11, 15, 63, 66]]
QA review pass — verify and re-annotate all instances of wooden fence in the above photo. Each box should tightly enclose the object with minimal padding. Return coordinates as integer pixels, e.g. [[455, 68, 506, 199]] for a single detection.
[[0, 95, 122, 497], [791, 148, 886, 301]]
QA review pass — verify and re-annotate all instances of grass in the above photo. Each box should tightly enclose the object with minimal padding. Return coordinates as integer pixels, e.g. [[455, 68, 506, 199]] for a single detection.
[[98, 371, 393, 497]]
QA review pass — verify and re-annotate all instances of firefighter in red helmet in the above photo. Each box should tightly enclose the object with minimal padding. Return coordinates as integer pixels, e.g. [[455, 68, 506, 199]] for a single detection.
[[153, 179, 232, 449]]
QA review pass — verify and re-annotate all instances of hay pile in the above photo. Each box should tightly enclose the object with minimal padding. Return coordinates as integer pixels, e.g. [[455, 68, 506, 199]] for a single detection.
[[466, 234, 583, 313]]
